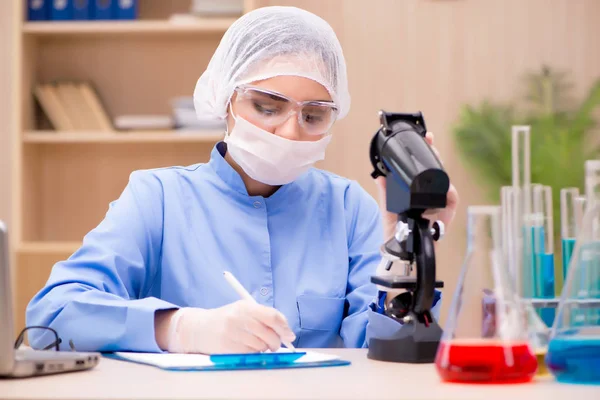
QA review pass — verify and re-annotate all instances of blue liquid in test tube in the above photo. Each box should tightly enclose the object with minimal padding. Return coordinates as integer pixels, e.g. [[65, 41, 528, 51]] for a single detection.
[[562, 237, 576, 281], [531, 224, 555, 327], [532, 186, 555, 327]]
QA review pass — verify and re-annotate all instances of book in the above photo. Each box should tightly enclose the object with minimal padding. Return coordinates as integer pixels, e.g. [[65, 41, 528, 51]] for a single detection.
[[34, 84, 74, 131], [34, 81, 113, 131]]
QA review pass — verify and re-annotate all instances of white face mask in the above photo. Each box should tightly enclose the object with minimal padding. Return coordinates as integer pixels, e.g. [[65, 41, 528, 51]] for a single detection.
[[224, 112, 332, 186]]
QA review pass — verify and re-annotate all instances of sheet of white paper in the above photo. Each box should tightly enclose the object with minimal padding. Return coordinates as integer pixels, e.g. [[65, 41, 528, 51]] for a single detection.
[[113, 352, 215, 368], [112, 349, 340, 369]]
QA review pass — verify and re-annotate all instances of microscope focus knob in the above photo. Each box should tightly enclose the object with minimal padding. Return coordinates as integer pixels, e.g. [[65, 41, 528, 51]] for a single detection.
[[394, 221, 411, 242], [431, 220, 445, 241]]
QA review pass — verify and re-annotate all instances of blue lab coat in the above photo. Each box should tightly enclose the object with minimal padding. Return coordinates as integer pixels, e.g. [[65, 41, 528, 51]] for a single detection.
[[26, 142, 441, 352]]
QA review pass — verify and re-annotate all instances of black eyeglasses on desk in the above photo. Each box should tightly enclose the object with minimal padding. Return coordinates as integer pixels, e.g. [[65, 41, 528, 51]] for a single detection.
[[14, 326, 77, 352]]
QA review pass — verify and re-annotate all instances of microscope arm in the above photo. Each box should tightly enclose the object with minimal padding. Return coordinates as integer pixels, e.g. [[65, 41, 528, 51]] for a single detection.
[[411, 217, 437, 320]]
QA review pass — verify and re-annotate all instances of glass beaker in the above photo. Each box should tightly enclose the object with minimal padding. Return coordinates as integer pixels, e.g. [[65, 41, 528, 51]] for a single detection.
[[435, 206, 538, 384], [546, 161, 600, 384]]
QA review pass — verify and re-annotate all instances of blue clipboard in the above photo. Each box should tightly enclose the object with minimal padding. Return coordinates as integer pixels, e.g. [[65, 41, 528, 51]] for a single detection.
[[104, 351, 351, 372]]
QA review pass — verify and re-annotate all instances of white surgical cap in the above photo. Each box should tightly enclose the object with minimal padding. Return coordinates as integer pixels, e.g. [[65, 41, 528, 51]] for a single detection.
[[193, 6, 350, 122]]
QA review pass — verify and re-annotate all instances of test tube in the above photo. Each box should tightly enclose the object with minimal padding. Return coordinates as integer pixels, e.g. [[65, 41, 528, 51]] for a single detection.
[[532, 185, 555, 327], [501, 186, 518, 283], [584, 160, 600, 323], [512, 126, 532, 215], [521, 183, 542, 300], [585, 160, 600, 204], [561, 188, 580, 283], [511, 126, 532, 299], [573, 196, 587, 306]]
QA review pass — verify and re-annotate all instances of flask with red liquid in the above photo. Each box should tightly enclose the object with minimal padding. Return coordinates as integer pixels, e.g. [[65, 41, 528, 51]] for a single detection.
[[435, 206, 538, 384]]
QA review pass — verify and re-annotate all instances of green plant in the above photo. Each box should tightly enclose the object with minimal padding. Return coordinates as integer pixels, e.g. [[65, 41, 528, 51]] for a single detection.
[[453, 66, 600, 241]]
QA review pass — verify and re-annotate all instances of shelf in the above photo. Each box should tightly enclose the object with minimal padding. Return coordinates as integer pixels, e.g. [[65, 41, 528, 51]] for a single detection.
[[17, 241, 81, 255], [23, 130, 224, 143], [22, 19, 236, 36]]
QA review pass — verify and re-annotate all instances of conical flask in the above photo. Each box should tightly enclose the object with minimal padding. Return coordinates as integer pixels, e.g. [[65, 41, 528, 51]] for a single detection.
[[435, 206, 538, 383], [546, 160, 600, 384]]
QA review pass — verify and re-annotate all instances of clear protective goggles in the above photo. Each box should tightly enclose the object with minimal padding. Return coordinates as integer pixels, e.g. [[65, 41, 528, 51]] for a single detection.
[[232, 85, 339, 136]]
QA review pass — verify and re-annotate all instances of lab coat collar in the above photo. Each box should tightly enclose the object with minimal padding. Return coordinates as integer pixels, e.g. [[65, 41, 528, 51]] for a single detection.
[[208, 142, 303, 204]]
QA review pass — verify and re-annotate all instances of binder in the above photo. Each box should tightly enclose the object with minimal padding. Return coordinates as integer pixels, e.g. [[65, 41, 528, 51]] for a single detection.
[[73, 0, 92, 20], [115, 0, 137, 20], [105, 350, 351, 371], [51, 0, 73, 20], [28, 0, 51, 21], [93, 0, 114, 20]]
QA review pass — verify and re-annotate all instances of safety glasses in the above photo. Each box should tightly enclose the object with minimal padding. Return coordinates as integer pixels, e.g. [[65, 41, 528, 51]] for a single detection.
[[233, 85, 339, 136]]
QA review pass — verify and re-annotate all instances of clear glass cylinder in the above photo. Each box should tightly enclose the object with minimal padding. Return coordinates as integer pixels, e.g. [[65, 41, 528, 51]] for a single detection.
[[501, 186, 519, 283], [521, 183, 543, 300], [435, 206, 537, 384], [585, 160, 600, 203], [561, 188, 581, 283], [532, 185, 555, 328]]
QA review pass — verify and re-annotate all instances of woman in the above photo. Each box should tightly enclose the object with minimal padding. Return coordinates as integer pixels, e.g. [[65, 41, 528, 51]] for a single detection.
[[26, 6, 458, 354]]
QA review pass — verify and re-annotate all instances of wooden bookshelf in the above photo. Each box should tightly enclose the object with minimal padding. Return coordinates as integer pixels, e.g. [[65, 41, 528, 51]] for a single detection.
[[17, 241, 81, 255], [10, 0, 261, 333], [22, 19, 237, 36], [23, 130, 224, 143]]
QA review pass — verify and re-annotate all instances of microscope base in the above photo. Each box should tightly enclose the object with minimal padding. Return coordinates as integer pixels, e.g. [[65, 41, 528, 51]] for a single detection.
[[367, 320, 443, 363]]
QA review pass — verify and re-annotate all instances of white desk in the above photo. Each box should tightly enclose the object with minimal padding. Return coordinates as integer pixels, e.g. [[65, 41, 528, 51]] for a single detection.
[[0, 349, 597, 400]]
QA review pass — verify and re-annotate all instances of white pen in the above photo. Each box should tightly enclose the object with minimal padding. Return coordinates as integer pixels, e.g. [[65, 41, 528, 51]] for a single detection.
[[223, 271, 296, 351]]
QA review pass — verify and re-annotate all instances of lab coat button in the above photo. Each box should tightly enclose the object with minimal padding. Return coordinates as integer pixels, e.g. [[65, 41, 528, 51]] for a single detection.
[[253, 201, 262, 209], [260, 287, 269, 296]]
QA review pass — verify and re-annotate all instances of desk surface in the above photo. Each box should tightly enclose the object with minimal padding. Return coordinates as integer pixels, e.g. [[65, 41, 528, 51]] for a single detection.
[[0, 349, 597, 400]]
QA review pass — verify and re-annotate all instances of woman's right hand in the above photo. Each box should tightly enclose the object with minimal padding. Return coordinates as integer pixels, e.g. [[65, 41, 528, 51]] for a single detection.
[[155, 300, 296, 354]]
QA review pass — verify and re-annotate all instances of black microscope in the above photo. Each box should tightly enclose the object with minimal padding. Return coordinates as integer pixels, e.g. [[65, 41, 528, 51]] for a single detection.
[[367, 110, 449, 363]]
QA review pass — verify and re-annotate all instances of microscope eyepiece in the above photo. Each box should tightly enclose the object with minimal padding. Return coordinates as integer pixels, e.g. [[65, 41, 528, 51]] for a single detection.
[[370, 110, 450, 215]]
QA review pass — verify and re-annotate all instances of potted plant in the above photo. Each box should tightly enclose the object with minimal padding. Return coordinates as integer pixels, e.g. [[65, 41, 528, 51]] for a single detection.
[[452, 66, 600, 288]]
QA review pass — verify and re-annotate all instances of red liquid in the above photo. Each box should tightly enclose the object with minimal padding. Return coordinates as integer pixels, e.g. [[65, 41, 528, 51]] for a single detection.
[[435, 340, 538, 384]]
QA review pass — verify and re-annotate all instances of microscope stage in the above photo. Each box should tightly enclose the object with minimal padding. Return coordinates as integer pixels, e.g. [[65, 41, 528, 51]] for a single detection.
[[371, 275, 444, 289]]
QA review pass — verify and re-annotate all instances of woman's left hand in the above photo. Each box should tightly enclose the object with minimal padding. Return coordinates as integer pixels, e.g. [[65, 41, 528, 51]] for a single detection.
[[374, 132, 459, 241]]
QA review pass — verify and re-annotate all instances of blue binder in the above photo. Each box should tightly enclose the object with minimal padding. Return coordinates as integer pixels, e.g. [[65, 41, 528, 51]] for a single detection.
[[28, 0, 51, 21], [51, 0, 73, 20], [93, 0, 114, 20], [104, 351, 351, 371], [73, 0, 92, 20], [115, 0, 137, 20]]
